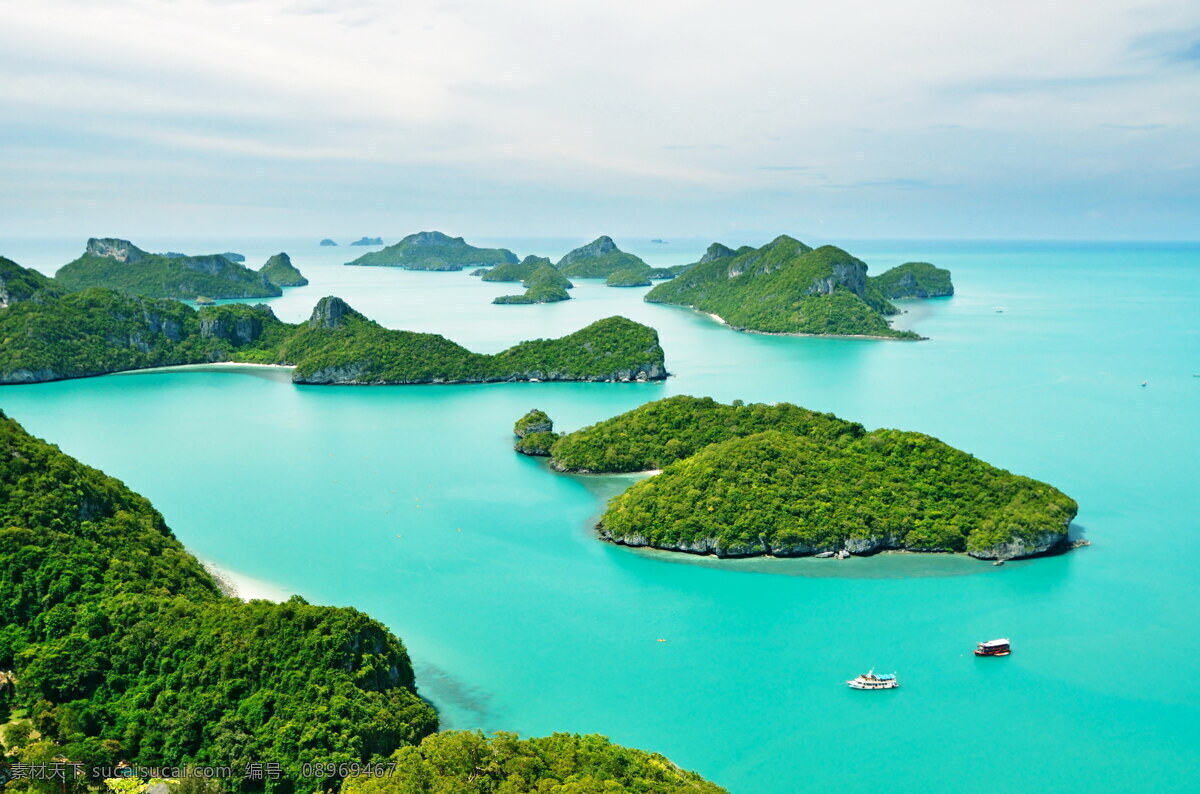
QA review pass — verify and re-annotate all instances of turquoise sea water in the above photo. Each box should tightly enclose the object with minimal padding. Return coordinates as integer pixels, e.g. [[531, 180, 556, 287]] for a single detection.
[[2, 237, 1199, 792]]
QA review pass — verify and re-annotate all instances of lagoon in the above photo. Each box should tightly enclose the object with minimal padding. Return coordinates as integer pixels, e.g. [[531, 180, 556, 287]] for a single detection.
[[2, 237, 1198, 792]]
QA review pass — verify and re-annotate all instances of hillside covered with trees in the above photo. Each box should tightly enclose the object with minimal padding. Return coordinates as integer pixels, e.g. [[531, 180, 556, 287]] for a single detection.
[[0, 291, 666, 385], [530, 397, 1076, 560], [644, 236, 924, 338]]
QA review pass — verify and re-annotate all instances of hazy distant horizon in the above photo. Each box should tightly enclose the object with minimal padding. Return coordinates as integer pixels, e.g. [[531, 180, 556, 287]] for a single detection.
[[3, 1, 1198, 241]]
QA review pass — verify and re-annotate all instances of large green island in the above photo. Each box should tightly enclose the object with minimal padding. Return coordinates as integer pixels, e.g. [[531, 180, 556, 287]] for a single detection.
[[645, 236, 954, 338], [0, 282, 667, 384], [345, 231, 518, 270], [55, 238, 286, 300], [0, 409, 726, 792], [520, 396, 1077, 561]]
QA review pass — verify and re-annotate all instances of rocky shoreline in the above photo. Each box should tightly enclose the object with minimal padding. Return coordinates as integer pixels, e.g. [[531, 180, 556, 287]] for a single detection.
[[596, 524, 1076, 562]]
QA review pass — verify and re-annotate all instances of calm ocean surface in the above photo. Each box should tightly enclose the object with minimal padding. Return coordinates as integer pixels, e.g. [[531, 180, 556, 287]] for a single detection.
[[2, 236, 1198, 792]]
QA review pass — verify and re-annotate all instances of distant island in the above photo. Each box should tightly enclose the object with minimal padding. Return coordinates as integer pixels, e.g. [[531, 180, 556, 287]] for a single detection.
[[350, 236, 384, 246], [320, 238, 338, 246], [651, 238, 668, 244], [258, 252, 309, 287], [870, 261, 954, 298], [0, 409, 724, 792], [481, 254, 553, 282], [523, 396, 1077, 561], [493, 262, 574, 304], [0, 286, 666, 385], [607, 267, 653, 287], [55, 238, 282, 300], [557, 236, 652, 281], [345, 231, 518, 270], [644, 236, 953, 339]]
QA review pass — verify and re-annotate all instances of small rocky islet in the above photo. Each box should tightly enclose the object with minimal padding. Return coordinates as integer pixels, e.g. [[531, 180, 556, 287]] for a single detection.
[[514, 396, 1077, 562]]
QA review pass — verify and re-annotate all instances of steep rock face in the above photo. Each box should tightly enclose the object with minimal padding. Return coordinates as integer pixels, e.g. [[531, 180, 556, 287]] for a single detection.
[[293, 361, 667, 386], [698, 243, 737, 264], [807, 260, 868, 298], [308, 296, 355, 329], [967, 531, 1066, 561], [86, 237, 148, 263], [200, 311, 268, 346]]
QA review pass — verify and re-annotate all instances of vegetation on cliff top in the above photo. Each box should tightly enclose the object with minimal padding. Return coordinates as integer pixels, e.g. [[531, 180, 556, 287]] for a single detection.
[[345, 231, 518, 270], [258, 252, 309, 287], [546, 395, 862, 472], [0, 257, 62, 307], [869, 261, 954, 299], [513, 409, 559, 455], [341, 731, 727, 794], [0, 409, 437, 787], [55, 239, 281, 300], [645, 236, 920, 338]]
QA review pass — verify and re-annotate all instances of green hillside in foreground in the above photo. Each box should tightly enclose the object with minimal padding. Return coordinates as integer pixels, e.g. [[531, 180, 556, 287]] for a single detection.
[[645, 236, 923, 338], [345, 231, 518, 270], [530, 396, 1077, 560], [55, 238, 281, 300], [0, 410, 726, 792], [0, 290, 665, 385]]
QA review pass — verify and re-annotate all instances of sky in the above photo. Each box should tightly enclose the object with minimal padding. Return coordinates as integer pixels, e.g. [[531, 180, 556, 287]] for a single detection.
[[2, 0, 1198, 241]]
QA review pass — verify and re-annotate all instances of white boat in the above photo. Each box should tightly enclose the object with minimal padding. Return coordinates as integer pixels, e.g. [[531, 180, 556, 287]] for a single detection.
[[847, 670, 898, 690]]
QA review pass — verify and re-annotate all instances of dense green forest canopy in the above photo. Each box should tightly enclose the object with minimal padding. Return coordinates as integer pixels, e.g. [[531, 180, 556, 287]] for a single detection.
[[0, 292, 665, 385], [342, 731, 728, 794], [556, 237, 650, 279], [56, 239, 281, 300], [600, 428, 1077, 558], [0, 410, 437, 790], [869, 262, 954, 299], [345, 231, 518, 270], [644, 236, 921, 338], [546, 396, 864, 472]]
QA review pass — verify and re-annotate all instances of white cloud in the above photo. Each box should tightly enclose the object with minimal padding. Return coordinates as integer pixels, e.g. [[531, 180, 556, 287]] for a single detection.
[[1, 0, 1197, 237]]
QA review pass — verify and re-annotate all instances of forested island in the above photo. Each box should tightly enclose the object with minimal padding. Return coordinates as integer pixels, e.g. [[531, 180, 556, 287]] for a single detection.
[[0, 287, 666, 385], [522, 396, 1077, 560], [55, 238, 284, 300], [493, 261, 574, 304], [345, 231, 518, 270], [0, 409, 725, 792], [644, 236, 953, 338], [258, 251, 309, 286], [557, 236, 652, 279], [351, 236, 384, 246], [870, 261, 954, 298]]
